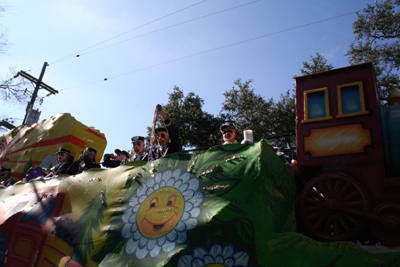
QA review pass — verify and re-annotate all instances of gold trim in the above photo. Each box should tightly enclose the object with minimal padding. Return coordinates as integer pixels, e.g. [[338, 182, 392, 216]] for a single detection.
[[336, 110, 370, 119]]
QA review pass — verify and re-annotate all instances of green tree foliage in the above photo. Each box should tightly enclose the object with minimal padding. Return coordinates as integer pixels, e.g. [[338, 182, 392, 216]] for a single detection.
[[221, 79, 296, 155], [221, 79, 274, 141], [269, 89, 296, 156], [151, 86, 225, 149], [346, 0, 400, 98], [300, 53, 334, 75]]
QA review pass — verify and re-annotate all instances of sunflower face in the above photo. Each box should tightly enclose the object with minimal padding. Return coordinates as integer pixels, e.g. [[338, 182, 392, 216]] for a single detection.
[[137, 187, 185, 238], [178, 243, 251, 267], [121, 168, 204, 259]]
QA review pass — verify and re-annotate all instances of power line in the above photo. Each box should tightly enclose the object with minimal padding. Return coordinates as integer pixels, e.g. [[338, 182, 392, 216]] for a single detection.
[[75, 0, 262, 58], [60, 10, 357, 90], [49, 0, 208, 66], [19, 1, 260, 77], [59, 79, 105, 91], [0, 106, 26, 120]]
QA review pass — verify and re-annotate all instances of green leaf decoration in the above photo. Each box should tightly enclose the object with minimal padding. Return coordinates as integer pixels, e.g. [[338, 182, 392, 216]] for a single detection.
[[72, 187, 108, 264], [201, 198, 230, 219], [23, 157, 33, 174], [91, 174, 140, 264], [236, 218, 255, 245]]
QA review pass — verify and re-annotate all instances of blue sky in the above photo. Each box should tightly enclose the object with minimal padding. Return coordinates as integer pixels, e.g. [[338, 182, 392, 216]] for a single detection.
[[0, 0, 374, 154]]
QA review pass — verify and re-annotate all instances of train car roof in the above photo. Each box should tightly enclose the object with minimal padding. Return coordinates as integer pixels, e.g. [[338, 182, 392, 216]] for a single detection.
[[294, 62, 374, 81]]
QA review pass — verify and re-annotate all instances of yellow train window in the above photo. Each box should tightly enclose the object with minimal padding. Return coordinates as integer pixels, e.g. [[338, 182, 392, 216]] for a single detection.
[[337, 81, 369, 118], [303, 87, 333, 123]]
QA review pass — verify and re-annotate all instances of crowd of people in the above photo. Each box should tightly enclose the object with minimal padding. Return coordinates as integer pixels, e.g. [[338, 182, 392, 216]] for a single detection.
[[0, 106, 183, 186], [0, 105, 291, 187]]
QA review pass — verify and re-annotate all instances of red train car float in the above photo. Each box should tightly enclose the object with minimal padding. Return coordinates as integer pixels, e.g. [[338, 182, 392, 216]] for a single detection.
[[295, 62, 400, 246]]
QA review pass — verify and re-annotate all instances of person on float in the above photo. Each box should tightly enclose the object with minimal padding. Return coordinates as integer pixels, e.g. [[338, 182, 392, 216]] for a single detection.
[[102, 149, 130, 168], [220, 122, 238, 144], [129, 136, 148, 161], [67, 147, 100, 174], [46, 147, 73, 177], [152, 106, 181, 159]]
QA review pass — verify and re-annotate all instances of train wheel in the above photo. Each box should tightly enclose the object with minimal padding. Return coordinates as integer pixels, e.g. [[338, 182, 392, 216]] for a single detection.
[[370, 203, 400, 247], [298, 173, 370, 242]]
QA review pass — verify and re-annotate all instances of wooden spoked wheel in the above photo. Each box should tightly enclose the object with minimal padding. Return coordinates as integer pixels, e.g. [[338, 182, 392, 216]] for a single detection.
[[298, 173, 370, 242], [370, 202, 400, 247]]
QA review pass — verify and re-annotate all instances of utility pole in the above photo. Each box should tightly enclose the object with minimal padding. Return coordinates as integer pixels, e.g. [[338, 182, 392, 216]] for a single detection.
[[14, 62, 58, 125]]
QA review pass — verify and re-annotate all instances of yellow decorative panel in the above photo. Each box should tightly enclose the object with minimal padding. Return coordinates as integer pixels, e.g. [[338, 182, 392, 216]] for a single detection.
[[304, 124, 371, 157]]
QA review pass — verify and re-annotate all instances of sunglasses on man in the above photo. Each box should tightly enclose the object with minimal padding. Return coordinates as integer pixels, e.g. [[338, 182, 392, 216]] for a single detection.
[[222, 130, 233, 135], [133, 142, 143, 146]]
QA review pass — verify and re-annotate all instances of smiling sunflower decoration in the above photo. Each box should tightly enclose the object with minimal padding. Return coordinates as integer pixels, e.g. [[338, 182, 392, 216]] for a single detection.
[[178, 243, 252, 267], [121, 168, 204, 259]]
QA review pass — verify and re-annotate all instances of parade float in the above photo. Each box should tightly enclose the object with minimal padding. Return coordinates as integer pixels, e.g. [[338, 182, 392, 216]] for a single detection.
[[0, 63, 399, 266], [0, 113, 107, 180], [295, 63, 400, 247]]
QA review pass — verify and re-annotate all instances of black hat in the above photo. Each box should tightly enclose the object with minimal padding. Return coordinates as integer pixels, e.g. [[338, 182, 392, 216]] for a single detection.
[[220, 122, 236, 132], [130, 136, 145, 143], [87, 147, 97, 154], [122, 150, 130, 158], [56, 147, 70, 155], [155, 127, 168, 135], [0, 168, 10, 172], [115, 149, 130, 159]]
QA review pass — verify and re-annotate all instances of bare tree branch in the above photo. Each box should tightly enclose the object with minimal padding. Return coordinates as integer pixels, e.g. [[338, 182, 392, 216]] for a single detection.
[[0, 67, 32, 103]]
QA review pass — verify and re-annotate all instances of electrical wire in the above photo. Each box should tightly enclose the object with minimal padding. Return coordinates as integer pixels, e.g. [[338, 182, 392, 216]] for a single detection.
[[49, 0, 208, 66], [59, 79, 106, 91], [60, 10, 357, 90], [75, 0, 262, 58], [16, 1, 260, 79]]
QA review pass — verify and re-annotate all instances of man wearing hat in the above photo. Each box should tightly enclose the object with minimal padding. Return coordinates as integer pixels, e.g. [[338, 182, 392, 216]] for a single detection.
[[102, 148, 130, 168], [0, 168, 15, 187], [67, 147, 100, 175], [46, 147, 73, 177], [220, 122, 238, 144], [130, 136, 148, 161], [153, 106, 181, 159]]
